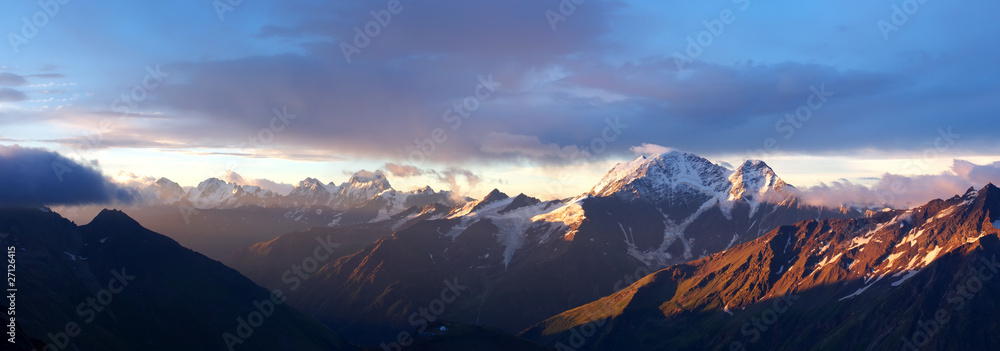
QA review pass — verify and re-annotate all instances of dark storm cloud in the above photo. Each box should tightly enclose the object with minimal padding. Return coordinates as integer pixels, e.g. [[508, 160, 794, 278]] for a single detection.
[[0, 146, 135, 206]]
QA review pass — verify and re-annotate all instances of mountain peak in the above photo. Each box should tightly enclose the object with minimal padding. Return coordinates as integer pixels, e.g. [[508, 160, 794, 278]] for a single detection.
[[87, 209, 143, 230], [290, 178, 330, 198], [499, 193, 541, 214], [338, 170, 393, 203], [297, 177, 326, 189], [590, 151, 731, 199], [413, 185, 435, 194], [154, 177, 180, 187], [348, 170, 389, 184], [482, 189, 509, 202], [727, 159, 791, 202], [146, 178, 185, 203], [471, 189, 510, 212], [196, 177, 229, 189]]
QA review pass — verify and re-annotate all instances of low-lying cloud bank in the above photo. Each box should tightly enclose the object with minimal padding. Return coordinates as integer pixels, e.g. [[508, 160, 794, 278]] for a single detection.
[[0, 146, 134, 206], [797, 160, 1000, 209], [222, 170, 295, 195]]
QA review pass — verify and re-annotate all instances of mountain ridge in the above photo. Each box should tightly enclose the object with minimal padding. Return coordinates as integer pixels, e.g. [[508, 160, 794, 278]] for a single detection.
[[521, 183, 1000, 350]]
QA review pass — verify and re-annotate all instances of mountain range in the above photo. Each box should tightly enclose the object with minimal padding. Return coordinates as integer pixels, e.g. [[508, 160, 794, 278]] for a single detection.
[[19, 150, 1000, 350], [55, 170, 467, 260], [224, 152, 862, 344], [522, 184, 1000, 350], [141, 169, 464, 212]]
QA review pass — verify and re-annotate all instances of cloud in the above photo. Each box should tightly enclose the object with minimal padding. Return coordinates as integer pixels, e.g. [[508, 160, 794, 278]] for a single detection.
[[0, 88, 27, 102], [15, 0, 997, 170], [629, 143, 673, 156], [429, 168, 482, 194], [75, 0, 624, 166], [113, 171, 157, 188], [382, 163, 425, 178], [0, 146, 135, 206], [27, 73, 66, 79], [952, 160, 1000, 185], [480, 132, 588, 162], [797, 160, 1000, 209], [222, 170, 294, 195], [0, 73, 28, 86], [221, 170, 248, 185]]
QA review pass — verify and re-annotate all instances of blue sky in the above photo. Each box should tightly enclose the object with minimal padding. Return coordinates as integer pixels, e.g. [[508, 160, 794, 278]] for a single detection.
[[1, 0, 999, 201]]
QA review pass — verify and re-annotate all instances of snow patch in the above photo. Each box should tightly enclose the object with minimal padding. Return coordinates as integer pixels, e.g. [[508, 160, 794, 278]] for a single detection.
[[897, 229, 925, 247], [849, 236, 871, 250], [815, 253, 843, 271], [884, 251, 905, 268], [838, 282, 876, 301], [891, 270, 919, 286], [921, 246, 943, 267]]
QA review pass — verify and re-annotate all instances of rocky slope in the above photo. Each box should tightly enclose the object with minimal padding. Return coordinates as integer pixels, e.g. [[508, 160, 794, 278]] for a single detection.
[[522, 184, 1000, 350], [0, 207, 354, 351]]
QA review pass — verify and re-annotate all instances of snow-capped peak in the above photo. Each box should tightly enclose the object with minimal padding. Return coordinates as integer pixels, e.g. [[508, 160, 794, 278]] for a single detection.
[[586, 151, 802, 223], [412, 185, 435, 194], [336, 170, 393, 205], [188, 178, 240, 207], [589, 151, 731, 200], [290, 177, 330, 198], [727, 160, 792, 202], [146, 177, 185, 203], [348, 170, 389, 185]]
